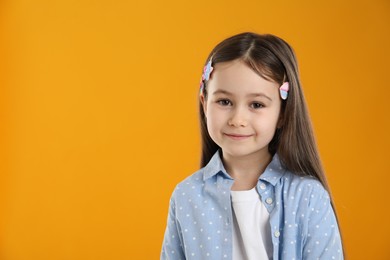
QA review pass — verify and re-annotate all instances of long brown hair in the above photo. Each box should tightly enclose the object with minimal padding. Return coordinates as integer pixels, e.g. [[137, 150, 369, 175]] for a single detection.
[[199, 32, 328, 190], [198, 33, 344, 255]]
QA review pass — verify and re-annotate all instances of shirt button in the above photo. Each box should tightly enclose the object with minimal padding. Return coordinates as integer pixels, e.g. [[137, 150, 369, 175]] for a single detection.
[[274, 231, 280, 237], [266, 198, 273, 204], [259, 183, 266, 190]]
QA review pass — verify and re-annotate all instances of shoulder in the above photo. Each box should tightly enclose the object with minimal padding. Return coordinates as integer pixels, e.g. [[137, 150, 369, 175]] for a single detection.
[[169, 150, 228, 203], [170, 168, 206, 200], [278, 171, 331, 211], [282, 171, 328, 196]]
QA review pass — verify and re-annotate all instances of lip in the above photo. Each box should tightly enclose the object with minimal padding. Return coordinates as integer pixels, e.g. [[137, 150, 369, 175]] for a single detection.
[[224, 133, 253, 140]]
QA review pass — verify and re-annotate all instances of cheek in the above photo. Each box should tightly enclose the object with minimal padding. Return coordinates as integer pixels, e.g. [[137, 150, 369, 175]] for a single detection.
[[206, 109, 224, 133], [254, 111, 280, 133], [206, 113, 218, 130]]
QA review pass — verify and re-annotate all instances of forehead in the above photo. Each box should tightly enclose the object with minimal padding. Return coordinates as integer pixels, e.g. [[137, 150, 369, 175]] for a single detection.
[[207, 60, 279, 96]]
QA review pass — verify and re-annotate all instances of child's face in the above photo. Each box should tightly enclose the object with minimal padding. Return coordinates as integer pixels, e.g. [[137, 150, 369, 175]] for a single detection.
[[201, 59, 282, 161]]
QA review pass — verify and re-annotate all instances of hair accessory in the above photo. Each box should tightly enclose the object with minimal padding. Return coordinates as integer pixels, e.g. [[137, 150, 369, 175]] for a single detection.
[[200, 59, 214, 94], [279, 82, 289, 100], [202, 59, 214, 81]]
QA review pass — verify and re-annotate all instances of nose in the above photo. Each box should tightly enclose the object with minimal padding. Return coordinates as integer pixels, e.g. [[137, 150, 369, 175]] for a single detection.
[[228, 107, 248, 127]]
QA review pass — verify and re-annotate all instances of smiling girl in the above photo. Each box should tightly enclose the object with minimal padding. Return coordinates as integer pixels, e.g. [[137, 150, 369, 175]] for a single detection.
[[161, 32, 343, 260]]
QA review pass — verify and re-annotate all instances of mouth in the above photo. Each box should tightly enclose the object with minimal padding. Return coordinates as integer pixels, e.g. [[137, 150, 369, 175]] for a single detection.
[[224, 133, 253, 140]]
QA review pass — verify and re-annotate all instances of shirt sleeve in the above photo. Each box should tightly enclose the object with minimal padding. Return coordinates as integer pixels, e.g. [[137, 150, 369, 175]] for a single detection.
[[161, 192, 186, 260], [303, 186, 344, 259]]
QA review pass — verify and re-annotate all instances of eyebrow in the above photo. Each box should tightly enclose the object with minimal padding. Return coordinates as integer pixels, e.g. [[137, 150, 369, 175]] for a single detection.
[[212, 89, 273, 101]]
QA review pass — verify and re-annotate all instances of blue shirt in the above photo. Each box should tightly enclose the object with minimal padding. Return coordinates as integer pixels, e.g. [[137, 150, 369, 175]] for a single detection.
[[161, 151, 343, 259]]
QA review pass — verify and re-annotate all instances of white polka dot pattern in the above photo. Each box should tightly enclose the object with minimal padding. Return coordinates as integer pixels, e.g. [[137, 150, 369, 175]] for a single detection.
[[161, 151, 344, 259]]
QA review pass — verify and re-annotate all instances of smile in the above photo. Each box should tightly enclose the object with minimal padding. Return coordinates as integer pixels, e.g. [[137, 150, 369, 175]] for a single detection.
[[224, 133, 253, 140]]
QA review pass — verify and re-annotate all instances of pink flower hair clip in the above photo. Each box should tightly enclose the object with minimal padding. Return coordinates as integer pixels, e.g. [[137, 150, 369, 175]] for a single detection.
[[279, 82, 289, 100], [199, 59, 214, 94]]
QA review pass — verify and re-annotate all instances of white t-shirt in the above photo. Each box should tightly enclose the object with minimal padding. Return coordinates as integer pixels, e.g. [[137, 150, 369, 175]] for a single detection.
[[230, 188, 273, 260]]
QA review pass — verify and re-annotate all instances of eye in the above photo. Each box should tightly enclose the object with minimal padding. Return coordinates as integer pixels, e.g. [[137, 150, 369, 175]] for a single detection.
[[217, 99, 232, 106], [251, 102, 264, 109]]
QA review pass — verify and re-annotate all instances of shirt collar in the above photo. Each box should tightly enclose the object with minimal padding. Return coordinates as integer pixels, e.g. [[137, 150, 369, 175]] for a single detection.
[[203, 150, 232, 180], [202, 150, 286, 186], [259, 153, 286, 186]]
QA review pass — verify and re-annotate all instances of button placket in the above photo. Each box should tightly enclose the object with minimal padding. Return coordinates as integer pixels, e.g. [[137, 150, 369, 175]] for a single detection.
[[265, 197, 273, 205]]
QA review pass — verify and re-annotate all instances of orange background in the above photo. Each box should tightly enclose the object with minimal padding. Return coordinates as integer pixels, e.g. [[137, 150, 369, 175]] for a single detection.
[[1, 0, 389, 259]]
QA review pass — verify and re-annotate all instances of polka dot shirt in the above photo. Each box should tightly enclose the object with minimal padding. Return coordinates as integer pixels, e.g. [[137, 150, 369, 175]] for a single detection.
[[161, 151, 343, 259]]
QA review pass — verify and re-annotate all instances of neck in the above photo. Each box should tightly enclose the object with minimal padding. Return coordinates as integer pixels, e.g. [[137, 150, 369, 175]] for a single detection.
[[222, 151, 272, 191]]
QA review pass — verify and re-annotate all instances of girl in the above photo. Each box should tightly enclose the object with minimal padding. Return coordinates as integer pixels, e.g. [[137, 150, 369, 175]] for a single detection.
[[161, 32, 343, 260]]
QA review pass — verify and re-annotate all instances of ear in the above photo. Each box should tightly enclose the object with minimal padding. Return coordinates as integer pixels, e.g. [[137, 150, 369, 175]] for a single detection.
[[200, 93, 207, 114]]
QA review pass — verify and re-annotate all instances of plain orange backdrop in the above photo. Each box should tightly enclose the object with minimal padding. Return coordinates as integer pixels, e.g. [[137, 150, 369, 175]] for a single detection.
[[1, 0, 389, 259]]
